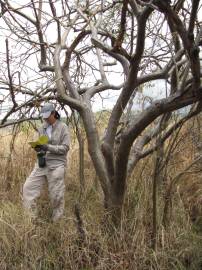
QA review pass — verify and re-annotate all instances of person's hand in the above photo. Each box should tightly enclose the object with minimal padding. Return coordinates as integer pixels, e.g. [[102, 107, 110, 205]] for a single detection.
[[34, 146, 41, 152], [40, 144, 48, 151], [34, 144, 48, 152]]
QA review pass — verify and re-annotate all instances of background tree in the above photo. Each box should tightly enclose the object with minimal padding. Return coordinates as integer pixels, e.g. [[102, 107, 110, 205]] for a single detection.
[[0, 0, 201, 224]]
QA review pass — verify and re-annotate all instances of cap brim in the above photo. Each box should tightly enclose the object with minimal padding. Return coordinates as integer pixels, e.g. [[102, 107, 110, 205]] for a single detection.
[[40, 111, 52, 119]]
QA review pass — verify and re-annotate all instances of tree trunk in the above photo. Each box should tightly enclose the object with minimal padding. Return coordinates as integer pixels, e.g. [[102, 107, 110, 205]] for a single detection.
[[109, 183, 125, 226], [80, 103, 127, 226], [80, 105, 111, 207]]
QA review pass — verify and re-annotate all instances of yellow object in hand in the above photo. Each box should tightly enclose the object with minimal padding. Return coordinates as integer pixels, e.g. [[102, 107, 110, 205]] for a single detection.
[[29, 135, 49, 148]]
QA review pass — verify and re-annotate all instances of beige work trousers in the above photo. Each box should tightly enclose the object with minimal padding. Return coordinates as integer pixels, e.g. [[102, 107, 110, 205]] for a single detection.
[[23, 165, 65, 222]]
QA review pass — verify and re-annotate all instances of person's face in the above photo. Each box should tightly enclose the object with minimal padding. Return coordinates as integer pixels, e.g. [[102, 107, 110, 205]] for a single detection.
[[43, 111, 56, 125]]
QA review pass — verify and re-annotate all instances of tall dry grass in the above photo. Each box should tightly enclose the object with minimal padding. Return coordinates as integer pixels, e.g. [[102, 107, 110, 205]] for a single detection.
[[0, 118, 202, 270]]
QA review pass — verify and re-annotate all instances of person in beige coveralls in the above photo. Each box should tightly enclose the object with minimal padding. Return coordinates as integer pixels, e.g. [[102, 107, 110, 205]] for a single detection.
[[23, 103, 70, 222]]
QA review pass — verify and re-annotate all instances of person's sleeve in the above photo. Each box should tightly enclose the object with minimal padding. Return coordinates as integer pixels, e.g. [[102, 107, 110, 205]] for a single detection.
[[47, 125, 70, 155]]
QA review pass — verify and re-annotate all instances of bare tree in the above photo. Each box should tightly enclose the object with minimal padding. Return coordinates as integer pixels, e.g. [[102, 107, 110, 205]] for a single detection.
[[0, 0, 201, 223]]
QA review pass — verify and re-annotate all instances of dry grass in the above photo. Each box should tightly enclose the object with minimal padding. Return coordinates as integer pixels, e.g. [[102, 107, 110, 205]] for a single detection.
[[0, 119, 202, 270]]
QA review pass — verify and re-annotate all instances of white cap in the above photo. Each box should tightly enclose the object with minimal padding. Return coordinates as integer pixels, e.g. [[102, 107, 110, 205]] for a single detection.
[[40, 103, 55, 119]]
